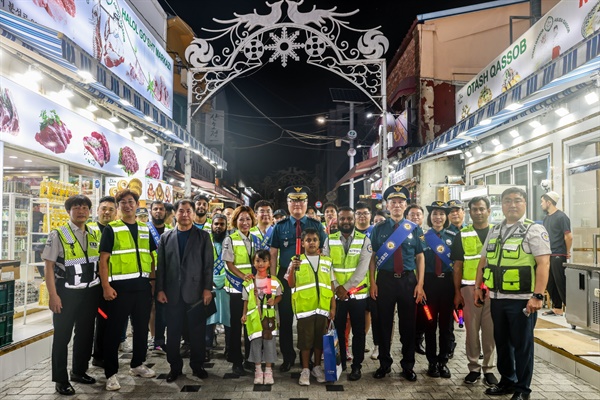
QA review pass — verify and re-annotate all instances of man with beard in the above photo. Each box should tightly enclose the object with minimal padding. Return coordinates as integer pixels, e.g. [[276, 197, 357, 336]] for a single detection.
[[148, 201, 170, 353], [193, 195, 212, 232], [269, 186, 327, 372], [89, 196, 118, 368], [205, 214, 229, 361], [322, 206, 372, 380], [250, 200, 274, 250], [540, 191, 572, 317]]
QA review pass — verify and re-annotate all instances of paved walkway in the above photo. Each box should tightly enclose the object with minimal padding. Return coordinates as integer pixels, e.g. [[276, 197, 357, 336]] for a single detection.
[[1, 326, 599, 400]]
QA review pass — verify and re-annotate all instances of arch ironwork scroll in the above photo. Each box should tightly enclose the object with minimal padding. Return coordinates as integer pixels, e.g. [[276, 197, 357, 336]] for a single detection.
[[184, 0, 389, 116]]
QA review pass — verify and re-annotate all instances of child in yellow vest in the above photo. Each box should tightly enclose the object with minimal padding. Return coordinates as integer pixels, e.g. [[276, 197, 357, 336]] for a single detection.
[[241, 250, 282, 385], [287, 228, 336, 386]]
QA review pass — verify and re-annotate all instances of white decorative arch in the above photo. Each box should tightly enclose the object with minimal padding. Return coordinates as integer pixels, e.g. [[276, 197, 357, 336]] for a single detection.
[[184, 0, 389, 116]]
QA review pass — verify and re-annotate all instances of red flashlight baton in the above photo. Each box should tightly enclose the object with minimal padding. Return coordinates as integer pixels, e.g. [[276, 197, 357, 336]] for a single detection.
[[421, 300, 433, 321], [98, 308, 107, 319], [347, 284, 368, 295]]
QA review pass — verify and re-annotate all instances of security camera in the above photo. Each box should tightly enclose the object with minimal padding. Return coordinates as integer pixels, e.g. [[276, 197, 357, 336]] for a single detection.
[[540, 179, 551, 191]]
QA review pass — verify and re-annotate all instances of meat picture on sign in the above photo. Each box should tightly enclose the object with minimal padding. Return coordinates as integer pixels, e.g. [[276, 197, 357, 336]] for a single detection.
[[90, 2, 124, 67], [83, 131, 111, 167], [118, 146, 139, 176], [0, 86, 20, 135], [35, 110, 72, 154], [151, 75, 170, 109], [33, 0, 76, 24], [145, 160, 161, 179]]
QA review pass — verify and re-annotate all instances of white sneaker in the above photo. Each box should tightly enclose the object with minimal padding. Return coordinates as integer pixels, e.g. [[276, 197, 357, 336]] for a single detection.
[[364, 344, 371, 352], [371, 345, 379, 360], [311, 365, 326, 383], [119, 340, 132, 353], [106, 374, 120, 391], [216, 324, 225, 334], [299, 368, 310, 386], [264, 369, 274, 385], [254, 370, 264, 385], [129, 364, 156, 378]]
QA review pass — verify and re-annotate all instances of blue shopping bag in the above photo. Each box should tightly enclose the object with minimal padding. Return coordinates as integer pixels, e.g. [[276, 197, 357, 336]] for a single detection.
[[322, 320, 342, 382]]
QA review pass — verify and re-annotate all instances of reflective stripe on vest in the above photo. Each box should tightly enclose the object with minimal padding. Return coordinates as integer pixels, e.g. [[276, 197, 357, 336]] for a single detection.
[[291, 255, 333, 319], [225, 231, 255, 293], [329, 231, 369, 298], [56, 224, 100, 289], [107, 220, 152, 282], [243, 278, 281, 339], [460, 226, 488, 286]]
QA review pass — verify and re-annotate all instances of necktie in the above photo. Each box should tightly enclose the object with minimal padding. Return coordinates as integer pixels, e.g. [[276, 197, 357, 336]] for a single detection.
[[295, 219, 302, 256], [435, 233, 443, 276], [393, 223, 404, 275]]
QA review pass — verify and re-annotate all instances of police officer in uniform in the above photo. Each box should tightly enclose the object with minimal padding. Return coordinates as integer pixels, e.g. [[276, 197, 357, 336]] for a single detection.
[[269, 186, 327, 372], [42, 195, 101, 396], [474, 187, 550, 400], [369, 185, 425, 381], [322, 206, 372, 380]]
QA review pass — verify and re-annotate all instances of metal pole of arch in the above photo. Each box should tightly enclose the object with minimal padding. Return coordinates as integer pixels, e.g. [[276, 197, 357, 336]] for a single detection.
[[349, 102, 355, 208], [381, 64, 389, 191]]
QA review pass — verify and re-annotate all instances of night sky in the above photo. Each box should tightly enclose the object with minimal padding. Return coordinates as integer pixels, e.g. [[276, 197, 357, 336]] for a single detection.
[[157, 0, 498, 191]]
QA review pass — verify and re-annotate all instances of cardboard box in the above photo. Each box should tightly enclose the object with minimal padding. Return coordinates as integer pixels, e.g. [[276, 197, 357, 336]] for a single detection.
[[0, 266, 20, 281]]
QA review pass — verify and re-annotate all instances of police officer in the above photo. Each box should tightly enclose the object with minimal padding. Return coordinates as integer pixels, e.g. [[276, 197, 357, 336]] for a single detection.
[[474, 187, 550, 400], [42, 195, 101, 396], [269, 186, 327, 372], [322, 206, 372, 380], [369, 185, 425, 381]]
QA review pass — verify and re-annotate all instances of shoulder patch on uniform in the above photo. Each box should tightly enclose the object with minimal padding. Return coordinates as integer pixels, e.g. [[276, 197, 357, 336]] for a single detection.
[[541, 232, 549, 242], [367, 244, 372, 252]]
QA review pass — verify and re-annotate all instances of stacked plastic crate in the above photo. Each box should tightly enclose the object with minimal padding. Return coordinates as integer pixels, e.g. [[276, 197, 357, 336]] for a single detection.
[[0, 280, 15, 348]]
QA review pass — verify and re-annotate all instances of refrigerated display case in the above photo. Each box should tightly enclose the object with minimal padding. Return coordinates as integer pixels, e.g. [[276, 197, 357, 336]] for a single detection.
[[1, 193, 31, 265]]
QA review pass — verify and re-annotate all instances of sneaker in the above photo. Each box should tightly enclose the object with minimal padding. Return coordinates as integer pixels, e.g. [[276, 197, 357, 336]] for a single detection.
[[106, 374, 120, 391], [216, 324, 225, 334], [264, 369, 274, 385], [299, 368, 310, 386], [130, 364, 156, 378], [153, 345, 166, 355], [346, 350, 353, 361], [370, 345, 379, 360], [254, 370, 264, 385], [119, 340, 132, 353], [311, 365, 326, 383], [364, 344, 371, 353], [483, 373, 499, 387], [464, 371, 481, 384]]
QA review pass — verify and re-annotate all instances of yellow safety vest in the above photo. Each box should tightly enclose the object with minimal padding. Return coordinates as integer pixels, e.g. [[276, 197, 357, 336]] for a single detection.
[[225, 230, 255, 294], [459, 224, 493, 285], [55, 224, 100, 288], [291, 255, 334, 319], [329, 231, 369, 299], [107, 220, 152, 281], [243, 277, 281, 340], [483, 219, 536, 293]]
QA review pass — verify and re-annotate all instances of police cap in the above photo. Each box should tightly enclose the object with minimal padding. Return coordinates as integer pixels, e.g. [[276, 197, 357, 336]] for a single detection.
[[136, 207, 148, 215], [284, 185, 310, 201], [426, 201, 449, 213], [273, 209, 288, 218], [445, 199, 464, 209], [383, 185, 410, 202]]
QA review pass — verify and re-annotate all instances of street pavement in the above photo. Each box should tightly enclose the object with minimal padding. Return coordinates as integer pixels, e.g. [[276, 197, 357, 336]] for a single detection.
[[1, 325, 599, 400]]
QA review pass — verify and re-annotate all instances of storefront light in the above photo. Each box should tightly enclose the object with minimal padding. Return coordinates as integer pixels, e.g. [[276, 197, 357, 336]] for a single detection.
[[164, 129, 174, 135], [144, 115, 153, 122], [585, 91, 599, 105], [123, 124, 134, 132], [217, 164, 223, 170], [475, 145, 483, 154], [491, 137, 500, 146], [529, 120, 542, 128], [24, 66, 42, 82], [439, 142, 448, 148], [509, 129, 520, 138], [479, 118, 492, 126], [23, 159, 32, 162], [77, 70, 95, 83], [169, 178, 175, 183], [119, 98, 132, 107], [58, 85, 74, 98], [554, 107, 569, 117], [109, 113, 119, 123], [86, 101, 98, 112], [183, 142, 190, 147], [505, 103, 523, 111], [464, 150, 473, 158]]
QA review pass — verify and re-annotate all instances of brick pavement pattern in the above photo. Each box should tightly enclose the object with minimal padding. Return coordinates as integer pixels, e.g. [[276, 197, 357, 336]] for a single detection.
[[1, 326, 598, 400]]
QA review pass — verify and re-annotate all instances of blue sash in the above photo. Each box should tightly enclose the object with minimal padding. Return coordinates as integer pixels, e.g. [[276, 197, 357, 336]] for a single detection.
[[251, 226, 273, 250], [214, 250, 225, 275], [147, 222, 161, 248], [375, 220, 417, 269], [423, 229, 452, 269], [226, 268, 244, 292]]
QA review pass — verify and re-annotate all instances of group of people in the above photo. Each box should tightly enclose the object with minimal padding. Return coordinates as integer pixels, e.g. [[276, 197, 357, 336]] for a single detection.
[[43, 183, 564, 400]]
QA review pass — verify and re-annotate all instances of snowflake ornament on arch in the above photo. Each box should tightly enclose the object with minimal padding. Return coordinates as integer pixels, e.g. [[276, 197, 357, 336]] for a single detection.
[[265, 28, 303, 67]]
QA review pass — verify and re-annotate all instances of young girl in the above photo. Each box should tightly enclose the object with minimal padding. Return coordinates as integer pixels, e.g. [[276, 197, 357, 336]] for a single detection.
[[241, 250, 283, 385]]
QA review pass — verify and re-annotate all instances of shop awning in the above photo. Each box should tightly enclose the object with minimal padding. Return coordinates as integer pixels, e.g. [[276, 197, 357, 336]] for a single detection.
[[397, 30, 600, 170], [333, 157, 379, 190], [191, 178, 243, 205], [390, 76, 417, 105]]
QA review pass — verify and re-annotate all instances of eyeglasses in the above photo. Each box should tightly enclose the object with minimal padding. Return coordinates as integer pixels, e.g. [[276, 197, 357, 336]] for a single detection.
[[118, 200, 136, 206], [355, 212, 370, 217], [288, 199, 307, 203], [257, 210, 272, 215], [502, 198, 525, 205]]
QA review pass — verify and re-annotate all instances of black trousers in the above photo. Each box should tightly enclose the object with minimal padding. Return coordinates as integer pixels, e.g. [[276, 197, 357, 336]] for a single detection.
[[277, 278, 297, 364], [376, 270, 417, 370], [226, 292, 250, 364], [166, 294, 207, 373], [103, 284, 152, 378], [547, 256, 567, 309], [51, 282, 100, 383], [92, 297, 108, 362], [368, 297, 381, 346], [334, 298, 367, 369], [423, 273, 455, 365]]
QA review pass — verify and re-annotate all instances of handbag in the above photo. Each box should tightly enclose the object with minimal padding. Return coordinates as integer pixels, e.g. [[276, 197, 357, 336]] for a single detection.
[[323, 320, 342, 382], [260, 294, 275, 340]]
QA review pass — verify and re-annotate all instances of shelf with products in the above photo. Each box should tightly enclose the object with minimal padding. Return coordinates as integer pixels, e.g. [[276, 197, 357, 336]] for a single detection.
[[1, 193, 32, 265]]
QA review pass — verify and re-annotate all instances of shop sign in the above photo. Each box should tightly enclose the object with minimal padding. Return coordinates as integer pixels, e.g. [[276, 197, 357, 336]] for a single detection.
[[174, 148, 215, 182], [0, 0, 173, 117], [455, 0, 600, 121], [390, 165, 413, 185], [0, 76, 163, 179], [105, 176, 173, 203], [205, 110, 224, 145], [369, 132, 396, 158]]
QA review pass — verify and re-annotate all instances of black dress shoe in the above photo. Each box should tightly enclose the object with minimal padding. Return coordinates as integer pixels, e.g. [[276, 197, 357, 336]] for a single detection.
[[437, 363, 451, 378], [69, 372, 96, 384], [166, 370, 181, 383], [279, 360, 294, 372], [448, 341, 457, 359], [486, 384, 516, 396], [373, 366, 391, 379], [511, 393, 530, 400], [91, 358, 104, 368], [55, 382, 75, 396], [401, 369, 417, 382], [348, 366, 362, 381], [415, 333, 426, 355], [427, 363, 440, 378], [193, 367, 208, 379], [232, 363, 247, 376]]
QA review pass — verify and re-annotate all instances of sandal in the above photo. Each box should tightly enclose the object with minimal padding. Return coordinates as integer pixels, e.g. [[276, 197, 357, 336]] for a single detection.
[[543, 310, 563, 316]]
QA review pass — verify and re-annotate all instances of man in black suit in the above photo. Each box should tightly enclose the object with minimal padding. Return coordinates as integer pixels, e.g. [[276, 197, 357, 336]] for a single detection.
[[156, 199, 214, 382]]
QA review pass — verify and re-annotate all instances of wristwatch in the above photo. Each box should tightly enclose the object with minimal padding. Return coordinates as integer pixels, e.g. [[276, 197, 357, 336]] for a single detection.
[[531, 293, 544, 300]]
